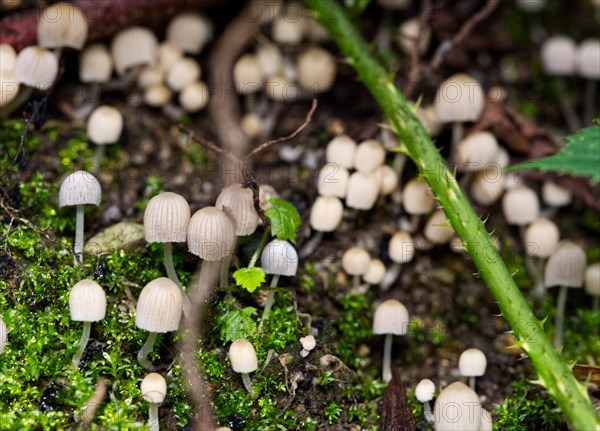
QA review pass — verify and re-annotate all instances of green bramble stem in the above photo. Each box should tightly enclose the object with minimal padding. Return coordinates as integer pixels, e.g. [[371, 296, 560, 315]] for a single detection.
[[72, 321, 91, 367], [304, 1, 599, 428]]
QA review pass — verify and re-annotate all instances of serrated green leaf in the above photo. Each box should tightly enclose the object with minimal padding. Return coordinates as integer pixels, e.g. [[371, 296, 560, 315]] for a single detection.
[[507, 120, 600, 183], [233, 266, 265, 293], [218, 307, 257, 344], [265, 198, 302, 243]]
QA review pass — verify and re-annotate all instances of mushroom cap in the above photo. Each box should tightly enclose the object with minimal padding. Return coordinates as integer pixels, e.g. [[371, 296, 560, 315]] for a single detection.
[[397, 18, 431, 55], [389, 231, 415, 264], [458, 347, 487, 377], [434, 73, 485, 123], [157, 42, 183, 71], [144, 192, 191, 243], [37, 2, 88, 50], [14, 46, 58, 89], [140, 372, 167, 404], [166, 58, 201, 91], [258, 184, 279, 211], [346, 171, 379, 210], [424, 209, 455, 244], [417, 105, 444, 137], [342, 247, 371, 276], [576, 39, 600, 79], [0, 44, 17, 71], [111, 26, 158, 76], [455, 132, 500, 172], [59, 170, 101, 207], [135, 277, 183, 332], [363, 258, 386, 285], [144, 84, 172, 107], [0, 315, 7, 356], [433, 382, 482, 431], [317, 162, 349, 198], [87, 105, 123, 145], [69, 279, 106, 322], [179, 81, 210, 113], [403, 179, 435, 215], [256, 43, 284, 79], [137, 65, 164, 89], [372, 299, 410, 335], [166, 12, 212, 54], [241, 112, 262, 139], [541, 35, 577, 76], [541, 180, 572, 207], [584, 263, 600, 297], [524, 218, 559, 258], [300, 335, 316, 351], [79, 44, 113, 83], [271, 12, 305, 45], [187, 206, 236, 261], [374, 165, 398, 196], [502, 185, 540, 226], [309, 196, 344, 232], [471, 166, 505, 206], [229, 339, 258, 373], [0, 69, 20, 107], [544, 241, 587, 288], [326, 135, 357, 169], [415, 378, 436, 402], [234, 53, 264, 94], [354, 139, 386, 172], [261, 239, 298, 277], [264, 74, 300, 102], [297, 46, 336, 93], [215, 183, 260, 236]]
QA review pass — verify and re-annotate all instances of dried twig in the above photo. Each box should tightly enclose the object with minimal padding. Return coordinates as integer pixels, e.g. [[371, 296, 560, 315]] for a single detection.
[[380, 368, 415, 431], [79, 377, 108, 431]]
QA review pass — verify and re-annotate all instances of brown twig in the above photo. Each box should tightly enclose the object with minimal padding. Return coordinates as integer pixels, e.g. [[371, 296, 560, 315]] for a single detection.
[[380, 367, 416, 431], [406, 0, 433, 96], [80, 377, 108, 431]]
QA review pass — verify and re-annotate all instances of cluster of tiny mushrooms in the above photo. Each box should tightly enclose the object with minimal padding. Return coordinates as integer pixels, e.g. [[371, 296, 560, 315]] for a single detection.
[[0, 0, 599, 430]]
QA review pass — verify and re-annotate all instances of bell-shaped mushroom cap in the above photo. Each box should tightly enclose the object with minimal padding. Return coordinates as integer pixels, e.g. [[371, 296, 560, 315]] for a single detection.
[[584, 263, 600, 297], [256, 43, 284, 79], [14, 46, 58, 89], [389, 231, 415, 264], [375, 165, 398, 196], [140, 372, 167, 404], [309, 196, 344, 232], [434, 73, 485, 123], [259, 184, 279, 211], [372, 299, 409, 335], [415, 378, 436, 403], [424, 209, 455, 244], [471, 166, 505, 206], [166, 58, 201, 92], [261, 239, 298, 276], [87, 105, 123, 145], [0, 44, 17, 71], [363, 258, 386, 285], [135, 277, 183, 332], [0, 315, 7, 355], [480, 409, 493, 431], [458, 348, 487, 377], [241, 112, 262, 139], [524, 218, 559, 258], [326, 135, 357, 169], [229, 339, 258, 373], [234, 54, 264, 94], [541, 35, 577, 76], [144, 84, 172, 107], [144, 192, 191, 243], [179, 81, 210, 113], [166, 12, 212, 54], [297, 46, 336, 93], [397, 18, 431, 55], [271, 10, 305, 45], [342, 246, 370, 276], [434, 382, 482, 431], [354, 139, 386, 172], [157, 42, 183, 70], [541, 180, 572, 207], [37, 2, 88, 50], [300, 335, 316, 351], [455, 132, 500, 172], [79, 44, 113, 83], [544, 241, 587, 288], [0, 69, 19, 107], [69, 279, 106, 322], [59, 170, 101, 207], [403, 179, 435, 215], [317, 162, 349, 198], [264, 75, 300, 102], [215, 184, 260, 236], [576, 39, 600, 79], [111, 26, 158, 76], [502, 185, 540, 226], [346, 171, 379, 210], [137, 65, 164, 89], [187, 206, 236, 261]]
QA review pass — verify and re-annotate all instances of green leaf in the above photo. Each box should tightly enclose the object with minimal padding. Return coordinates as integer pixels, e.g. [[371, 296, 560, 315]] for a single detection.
[[233, 266, 265, 293], [265, 198, 301, 243], [218, 307, 258, 344], [507, 120, 600, 183]]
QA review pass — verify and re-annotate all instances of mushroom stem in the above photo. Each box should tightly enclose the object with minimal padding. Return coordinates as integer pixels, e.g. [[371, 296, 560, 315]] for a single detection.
[[593, 296, 599, 314], [92, 145, 106, 171], [300, 231, 324, 259], [451, 122, 464, 155], [583, 79, 597, 126], [423, 401, 434, 422], [382, 332, 393, 383], [408, 214, 421, 233], [469, 376, 476, 391], [219, 237, 238, 288], [553, 285, 569, 348], [554, 78, 581, 133], [138, 331, 158, 370], [529, 257, 547, 303], [241, 372, 255, 395], [163, 242, 191, 317], [381, 262, 402, 291], [148, 403, 159, 431], [259, 274, 280, 330], [74, 204, 85, 265], [72, 321, 91, 367]]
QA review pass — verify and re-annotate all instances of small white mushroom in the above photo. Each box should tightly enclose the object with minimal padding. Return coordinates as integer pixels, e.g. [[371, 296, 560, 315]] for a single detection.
[[111, 26, 158, 76], [300, 335, 316, 357], [342, 246, 371, 288], [373, 299, 409, 383], [166, 12, 212, 54], [229, 339, 258, 395], [458, 347, 487, 391], [37, 2, 88, 50], [69, 279, 106, 366], [87, 105, 123, 167], [140, 372, 167, 431], [325, 135, 357, 169], [415, 378, 436, 422], [584, 263, 600, 312], [0, 314, 7, 356], [79, 44, 113, 83], [433, 382, 482, 430], [14, 46, 58, 90]]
